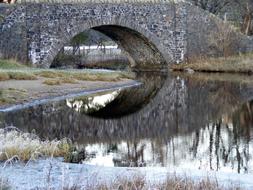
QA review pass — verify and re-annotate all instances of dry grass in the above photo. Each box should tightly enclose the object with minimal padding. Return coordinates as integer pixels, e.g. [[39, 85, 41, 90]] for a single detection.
[[37, 70, 66, 78], [0, 88, 27, 105], [158, 176, 241, 190], [42, 79, 62, 85], [72, 72, 118, 81], [0, 69, 133, 84], [61, 77, 79, 84], [39, 70, 134, 85], [171, 53, 253, 74], [0, 129, 72, 161], [43, 77, 78, 85], [7, 71, 37, 80], [0, 73, 10, 81], [172, 71, 253, 84], [59, 175, 243, 190], [0, 58, 134, 84], [0, 71, 37, 81]]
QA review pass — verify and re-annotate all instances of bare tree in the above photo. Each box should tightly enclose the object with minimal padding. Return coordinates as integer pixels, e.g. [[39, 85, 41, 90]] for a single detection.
[[190, 0, 231, 15], [190, 0, 253, 35], [234, 0, 253, 35], [208, 19, 238, 57]]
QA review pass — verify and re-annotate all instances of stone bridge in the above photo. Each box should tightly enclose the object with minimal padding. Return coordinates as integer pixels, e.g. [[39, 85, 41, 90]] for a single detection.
[[0, 2, 253, 70]]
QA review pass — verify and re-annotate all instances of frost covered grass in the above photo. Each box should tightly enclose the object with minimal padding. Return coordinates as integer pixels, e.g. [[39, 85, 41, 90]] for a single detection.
[[0, 177, 10, 190], [0, 129, 72, 161], [38, 174, 244, 190], [61, 176, 244, 190]]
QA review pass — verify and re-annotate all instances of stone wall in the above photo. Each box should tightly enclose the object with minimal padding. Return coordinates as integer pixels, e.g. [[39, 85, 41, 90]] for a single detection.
[[0, 5, 28, 61], [0, 3, 187, 70]]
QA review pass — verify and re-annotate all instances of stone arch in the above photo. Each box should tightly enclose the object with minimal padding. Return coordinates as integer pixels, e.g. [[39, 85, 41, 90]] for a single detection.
[[42, 18, 174, 71]]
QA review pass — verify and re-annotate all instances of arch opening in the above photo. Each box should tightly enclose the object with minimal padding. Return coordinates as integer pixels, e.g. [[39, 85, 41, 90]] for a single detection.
[[51, 25, 167, 71]]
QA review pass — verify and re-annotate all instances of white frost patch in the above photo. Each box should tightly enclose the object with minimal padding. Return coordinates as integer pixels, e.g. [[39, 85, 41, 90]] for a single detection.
[[1, 158, 253, 190]]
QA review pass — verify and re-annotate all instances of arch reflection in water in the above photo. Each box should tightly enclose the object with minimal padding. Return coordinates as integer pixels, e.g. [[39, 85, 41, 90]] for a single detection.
[[66, 90, 121, 114], [1, 73, 253, 174], [68, 72, 167, 118]]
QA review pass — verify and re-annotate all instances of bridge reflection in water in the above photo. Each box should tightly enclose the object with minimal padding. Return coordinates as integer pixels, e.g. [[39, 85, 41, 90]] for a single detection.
[[1, 72, 253, 174]]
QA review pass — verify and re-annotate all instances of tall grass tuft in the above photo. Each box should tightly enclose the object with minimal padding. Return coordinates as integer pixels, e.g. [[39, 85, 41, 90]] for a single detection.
[[0, 129, 72, 161]]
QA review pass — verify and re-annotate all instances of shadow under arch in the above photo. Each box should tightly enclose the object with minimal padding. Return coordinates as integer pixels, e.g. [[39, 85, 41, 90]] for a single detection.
[[46, 20, 172, 71], [70, 71, 168, 118]]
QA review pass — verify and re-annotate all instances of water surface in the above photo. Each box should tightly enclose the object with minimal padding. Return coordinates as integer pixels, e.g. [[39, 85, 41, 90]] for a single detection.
[[1, 72, 253, 174]]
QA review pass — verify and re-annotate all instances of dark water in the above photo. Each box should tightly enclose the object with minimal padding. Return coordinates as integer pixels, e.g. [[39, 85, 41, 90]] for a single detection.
[[1, 72, 253, 174]]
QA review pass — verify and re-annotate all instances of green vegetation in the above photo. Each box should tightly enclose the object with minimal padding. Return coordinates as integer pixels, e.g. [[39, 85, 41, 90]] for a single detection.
[[171, 53, 253, 74], [0, 59, 29, 69], [70, 32, 88, 48]]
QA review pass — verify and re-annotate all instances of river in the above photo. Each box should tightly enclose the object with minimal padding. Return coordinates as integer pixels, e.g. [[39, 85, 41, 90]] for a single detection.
[[1, 71, 253, 189]]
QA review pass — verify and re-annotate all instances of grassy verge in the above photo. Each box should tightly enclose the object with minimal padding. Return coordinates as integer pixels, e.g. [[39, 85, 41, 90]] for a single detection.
[[0, 59, 29, 69], [34, 174, 243, 190], [0, 59, 134, 84], [0, 88, 27, 105], [171, 53, 253, 74], [0, 129, 244, 190], [0, 129, 72, 161], [85, 176, 243, 190], [172, 71, 253, 84], [0, 59, 135, 107]]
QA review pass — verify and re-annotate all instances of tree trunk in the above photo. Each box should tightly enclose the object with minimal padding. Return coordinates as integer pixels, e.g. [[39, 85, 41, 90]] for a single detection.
[[242, 3, 252, 35]]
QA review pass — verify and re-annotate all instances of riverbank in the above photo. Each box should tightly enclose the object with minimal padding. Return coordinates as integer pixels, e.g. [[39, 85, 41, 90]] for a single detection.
[[171, 53, 253, 74], [1, 157, 250, 190], [0, 59, 135, 109], [0, 130, 249, 189]]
